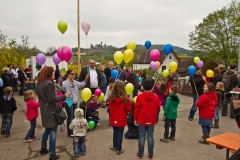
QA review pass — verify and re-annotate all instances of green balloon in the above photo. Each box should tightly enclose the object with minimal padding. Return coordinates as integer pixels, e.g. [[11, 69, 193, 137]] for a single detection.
[[60, 68, 67, 74], [58, 20, 68, 34], [88, 121, 95, 130]]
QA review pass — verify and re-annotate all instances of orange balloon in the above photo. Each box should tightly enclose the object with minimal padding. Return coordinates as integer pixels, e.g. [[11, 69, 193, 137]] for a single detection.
[[156, 61, 161, 69]]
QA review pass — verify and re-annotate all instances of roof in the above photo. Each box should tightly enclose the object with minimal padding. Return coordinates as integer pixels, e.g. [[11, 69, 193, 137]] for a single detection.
[[177, 58, 195, 72]]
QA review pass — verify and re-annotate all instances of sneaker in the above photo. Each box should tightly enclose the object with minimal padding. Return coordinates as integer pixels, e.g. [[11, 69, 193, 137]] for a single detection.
[[168, 137, 175, 141], [188, 118, 193, 121], [97, 123, 100, 126], [1, 129, 5, 135], [116, 149, 124, 155], [33, 136, 40, 140], [81, 152, 85, 156], [40, 147, 49, 154], [5, 135, 10, 138], [160, 138, 169, 143], [110, 146, 117, 151], [136, 153, 142, 159], [24, 139, 33, 143], [149, 155, 154, 159]]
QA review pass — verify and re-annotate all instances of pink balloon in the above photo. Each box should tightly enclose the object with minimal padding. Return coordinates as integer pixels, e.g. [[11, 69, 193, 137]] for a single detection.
[[197, 60, 204, 68], [81, 21, 91, 35], [150, 61, 157, 71], [53, 53, 61, 65], [61, 46, 72, 62], [57, 47, 64, 61], [36, 53, 46, 65], [95, 89, 101, 97], [150, 49, 160, 61]]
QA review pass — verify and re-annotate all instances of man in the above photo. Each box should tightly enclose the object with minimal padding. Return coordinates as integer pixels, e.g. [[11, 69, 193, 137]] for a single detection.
[[79, 60, 102, 94], [104, 61, 114, 84], [10, 64, 19, 92], [222, 64, 239, 118], [188, 67, 206, 121], [17, 65, 27, 96], [126, 67, 139, 97], [99, 65, 107, 94]]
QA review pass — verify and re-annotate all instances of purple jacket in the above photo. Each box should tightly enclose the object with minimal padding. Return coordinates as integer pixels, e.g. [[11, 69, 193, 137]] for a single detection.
[[88, 102, 100, 112], [154, 84, 167, 106]]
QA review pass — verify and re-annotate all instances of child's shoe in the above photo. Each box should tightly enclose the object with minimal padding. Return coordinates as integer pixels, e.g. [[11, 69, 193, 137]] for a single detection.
[[81, 152, 85, 156], [1, 129, 5, 135], [24, 139, 33, 143], [136, 153, 142, 159], [160, 138, 169, 143], [49, 153, 60, 160], [116, 148, 124, 155], [149, 155, 154, 159], [110, 146, 117, 151], [40, 147, 49, 154], [59, 124, 64, 132], [33, 136, 40, 140], [168, 137, 175, 141]]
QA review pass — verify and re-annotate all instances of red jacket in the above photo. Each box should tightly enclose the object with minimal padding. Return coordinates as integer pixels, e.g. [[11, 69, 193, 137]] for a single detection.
[[134, 91, 161, 126], [108, 97, 132, 127], [26, 98, 40, 121], [196, 92, 218, 119]]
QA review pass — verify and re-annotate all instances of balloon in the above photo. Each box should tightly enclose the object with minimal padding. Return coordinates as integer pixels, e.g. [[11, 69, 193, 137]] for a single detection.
[[127, 41, 136, 51], [156, 61, 161, 69], [61, 46, 72, 62], [123, 49, 134, 63], [144, 40, 152, 49], [162, 69, 170, 77], [150, 49, 160, 61], [98, 93, 104, 102], [95, 89, 101, 97], [114, 51, 123, 64], [163, 44, 173, 55], [188, 66, 196, 76], [58, 20, 68, 34], [57, 47, 64, 61], [206, 70, 214, 78], [133, 96, 137, 103], [197, 60, 204, 68], [169, 62, 178, 72], [52, 53, 61, 65], [88, 121, 95, 130], [150, 61, 157, 71], [194, 57, 200, 64], [81, 21, 91, 35], [81, 88, 92, 102], [60, 68, 67, 74], [36, 53, 46, 65], [111, 69, 119, 80], [0, 78, 3, 87], [125, 83, 134, 95], [35, 63, 42, 70]]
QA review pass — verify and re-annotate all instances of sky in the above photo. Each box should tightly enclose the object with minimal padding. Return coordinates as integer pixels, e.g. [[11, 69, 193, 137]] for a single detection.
[[0, 0, 231, 52]]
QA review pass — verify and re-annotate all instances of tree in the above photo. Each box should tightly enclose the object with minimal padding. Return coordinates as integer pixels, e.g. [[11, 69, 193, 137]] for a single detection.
[[46, 46, 56, 55], [189, 6, 239, 67]]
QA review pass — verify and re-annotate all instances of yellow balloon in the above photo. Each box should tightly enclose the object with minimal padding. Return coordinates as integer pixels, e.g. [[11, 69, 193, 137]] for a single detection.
[[127, 41, 136, 51], [98, 93, 104, 102], [58, 20, 68, 34], [162, 69, 170, 77], [123, 49, 134, 63], [169, 62, 177, 72], [81, 88, 92, 102], [125, 83, 134, 95], [114, 51, 124, 64], [133, 96, 137, 103], [194, 57, 200, 64], [206, 70, 214, 78]]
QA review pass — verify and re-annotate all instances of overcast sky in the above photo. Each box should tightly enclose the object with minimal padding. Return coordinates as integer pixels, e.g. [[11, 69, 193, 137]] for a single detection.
[[0, 0, 230, 52]]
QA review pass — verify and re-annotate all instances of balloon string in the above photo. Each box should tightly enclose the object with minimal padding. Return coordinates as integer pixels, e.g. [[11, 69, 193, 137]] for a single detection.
[[86, 35, 88, 48], [62, 34, 63, 46], [151, 71, 160, 90], [143, 50, 148, 64]]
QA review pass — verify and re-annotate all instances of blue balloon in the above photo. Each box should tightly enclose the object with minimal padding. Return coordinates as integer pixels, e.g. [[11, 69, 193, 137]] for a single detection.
[[188, 66, 196, 76], [0, 78, 3, 87], [144, 40, 152, 50], [163, 44, 173, 55], [111, 69, 118, 80]]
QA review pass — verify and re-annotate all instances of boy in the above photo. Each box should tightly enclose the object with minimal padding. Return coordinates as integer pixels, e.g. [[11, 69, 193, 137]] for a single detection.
[[69, 108, 88, 158], [160, 85, 180, 143], [0, 87, 17, 138]]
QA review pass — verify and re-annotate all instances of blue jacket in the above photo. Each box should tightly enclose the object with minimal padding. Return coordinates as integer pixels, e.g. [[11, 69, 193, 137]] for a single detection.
[[101, 72, 107, 88]]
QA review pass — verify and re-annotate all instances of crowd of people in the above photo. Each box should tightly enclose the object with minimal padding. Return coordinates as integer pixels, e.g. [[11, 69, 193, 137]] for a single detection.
[[1, 61, 240, 159]]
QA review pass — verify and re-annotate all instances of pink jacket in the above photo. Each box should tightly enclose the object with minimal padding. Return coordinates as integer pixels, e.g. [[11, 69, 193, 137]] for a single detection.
[[26, 99, 40, 121], [56, 92, 64, 106]]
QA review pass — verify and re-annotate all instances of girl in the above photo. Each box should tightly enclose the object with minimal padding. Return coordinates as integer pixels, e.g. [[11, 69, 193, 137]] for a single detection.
[[87, 95, 100, 125], [108, 81, 132, 155], [211, 82, 224, 129], [55, 84, 65, 132], [23, 90, 40, 143], [196, 83, 218, 145]]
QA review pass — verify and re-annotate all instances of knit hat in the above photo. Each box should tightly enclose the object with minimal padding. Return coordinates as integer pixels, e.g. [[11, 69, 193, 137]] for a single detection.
[[74, 108, 84, 118], [142, 79, 154, 91]]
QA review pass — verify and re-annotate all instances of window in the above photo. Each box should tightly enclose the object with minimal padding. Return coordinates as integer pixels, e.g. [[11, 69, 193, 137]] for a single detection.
[[169, 55, 172, 59], [162, 66, 166, 71]]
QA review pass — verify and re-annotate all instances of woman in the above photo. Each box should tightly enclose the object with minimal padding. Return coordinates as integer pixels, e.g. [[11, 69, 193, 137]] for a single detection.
[[2, 67, 15, 90], [36, 66, 71, 160], [61, 69, 89, 137]]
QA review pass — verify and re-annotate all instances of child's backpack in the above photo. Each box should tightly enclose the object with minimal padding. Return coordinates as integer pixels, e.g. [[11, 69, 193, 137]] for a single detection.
[[222, 72, 232, 92]]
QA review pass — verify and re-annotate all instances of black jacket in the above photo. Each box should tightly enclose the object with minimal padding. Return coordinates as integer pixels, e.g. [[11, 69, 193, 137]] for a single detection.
[[17, 69, 26, 81], [104, 67, 112, 83], [126, 72, 139, 88], [79, 67, 102, 88], [210, 74, 222, 86], [189, 74, 205, 96], [2, 72, 15, 88], [0, 95, 17, 114]]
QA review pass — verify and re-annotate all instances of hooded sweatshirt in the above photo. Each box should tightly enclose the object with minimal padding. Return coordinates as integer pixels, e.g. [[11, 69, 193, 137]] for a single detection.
[[69, 111, 88, 137], [0, 94, 17, 114], [108, 97, 132, 127], [196, 91, 218, 119], [134, 91, 161, 126], [164, 93, 180, 119]]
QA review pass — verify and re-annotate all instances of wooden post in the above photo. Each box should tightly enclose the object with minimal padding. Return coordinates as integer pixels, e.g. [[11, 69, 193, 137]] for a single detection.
[[77, 0, 81, 76]]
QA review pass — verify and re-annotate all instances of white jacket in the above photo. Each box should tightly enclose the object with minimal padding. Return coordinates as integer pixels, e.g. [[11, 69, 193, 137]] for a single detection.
[[69, 117, 88, 136]]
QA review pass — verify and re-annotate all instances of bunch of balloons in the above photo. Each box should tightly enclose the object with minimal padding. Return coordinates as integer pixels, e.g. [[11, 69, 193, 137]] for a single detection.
[[57, 46, 73, 63], [113, 41, 135, 65], [149, 49, 161, 71], [194, 57, 204, 68]]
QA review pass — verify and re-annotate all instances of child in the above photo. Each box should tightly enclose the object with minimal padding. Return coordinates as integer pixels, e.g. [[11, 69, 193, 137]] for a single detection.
[[69, 108, 88, 158], [23, 90, 40, 142], [196, 83, 218, 145], [134, 79, 161, 159], [211, 82, 224, 129], [79, 101, 99, 127], [160, 85, 180, 143], [55, 84, 65, 132], [87, 95, 100, 125], [108, 81, 132, 155], [0, 87, 17, 138]]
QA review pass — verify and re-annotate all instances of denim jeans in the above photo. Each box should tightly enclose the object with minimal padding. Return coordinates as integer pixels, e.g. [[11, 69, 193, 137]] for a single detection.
[[188, 94, 199, 119], [1, 113, 13, 136], [65, 103, 77, 136], [112, 126, 124, 151], [138, 124, 154, 157], [41, 127, 57, 154], [24, 118, 36, 140], [201, 125, 211, 134], [73, 136, 86, 156], [164, 118, 176, 139], [124, 130, 139, 139], [214, 107, 220, 120]]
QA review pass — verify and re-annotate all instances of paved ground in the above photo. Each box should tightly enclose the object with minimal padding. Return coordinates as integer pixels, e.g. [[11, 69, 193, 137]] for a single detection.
[[0, 93, 239, 160]]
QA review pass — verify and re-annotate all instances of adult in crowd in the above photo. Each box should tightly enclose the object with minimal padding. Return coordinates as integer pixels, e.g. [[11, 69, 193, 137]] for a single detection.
[[232, 88, 240, 128], [140, 70, 146, 81], [79, 59, 102, 94], [10, 64, 19, 92], [36, 66, 70, 160], [18, 65, 27, 96], [126, 67, 139, 98], [210, 67, 222, 86], [54, 65, 60, 83], [62, 69, 89, 137], [222, 64, 238, 118], [104, 61, 114, 84], [2, 68, 15, 92], [116, 66, 126, 82], [100, 65, 107, 94], [24, 65, 32, 80], [171, 71, 180, 92], [188, 67, 206, 121]]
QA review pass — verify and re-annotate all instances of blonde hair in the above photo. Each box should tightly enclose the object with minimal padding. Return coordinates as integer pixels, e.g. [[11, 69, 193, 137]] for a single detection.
[[2, 67, 9, 73], [3, 87, 13, 94], [24, 90, 34, 102], [216, 82, 224, 91], [55, 84, 62, 93]]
